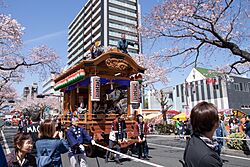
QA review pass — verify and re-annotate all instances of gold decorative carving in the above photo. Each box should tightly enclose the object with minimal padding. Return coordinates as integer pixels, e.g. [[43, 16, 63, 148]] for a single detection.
[[105, 58, 129, 71]]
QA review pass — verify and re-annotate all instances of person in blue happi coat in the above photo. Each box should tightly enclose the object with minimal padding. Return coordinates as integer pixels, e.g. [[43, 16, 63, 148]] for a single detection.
[[117, 33, 136, 54], [67, 116, 95, 167], [0, 144, 7, 167]]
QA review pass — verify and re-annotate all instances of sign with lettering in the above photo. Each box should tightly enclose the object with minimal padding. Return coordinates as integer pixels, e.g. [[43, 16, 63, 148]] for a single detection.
[[91, 76, 100, 101], [130, 81, 140, 103]]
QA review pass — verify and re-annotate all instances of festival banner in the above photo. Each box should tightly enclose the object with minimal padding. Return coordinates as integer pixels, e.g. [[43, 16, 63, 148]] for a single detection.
[[91, 76, 100, 101], [130, 81, 140, 103]]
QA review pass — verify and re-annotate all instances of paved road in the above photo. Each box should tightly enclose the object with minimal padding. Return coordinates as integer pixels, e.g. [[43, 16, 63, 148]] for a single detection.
[[0, 126, 17, 154], [1, 127, 249, 167]]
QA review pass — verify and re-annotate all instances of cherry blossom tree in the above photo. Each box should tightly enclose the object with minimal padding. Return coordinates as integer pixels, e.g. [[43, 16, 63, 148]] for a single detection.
[[143, 0, 250, 74], [133, 54, 171, 120], [0, 84, 17, 109], [133, 54, 168, 86], [15, 96, 60, 118], [0, 11, 60, 108]]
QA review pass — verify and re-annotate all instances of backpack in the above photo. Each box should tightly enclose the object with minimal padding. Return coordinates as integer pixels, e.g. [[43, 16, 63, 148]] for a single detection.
[[36, 148, 54, 167]]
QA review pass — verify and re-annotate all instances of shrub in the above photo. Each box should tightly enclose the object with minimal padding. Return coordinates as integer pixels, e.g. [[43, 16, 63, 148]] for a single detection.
[[155, 123, 175, 135], [226, 132, 247, 150]]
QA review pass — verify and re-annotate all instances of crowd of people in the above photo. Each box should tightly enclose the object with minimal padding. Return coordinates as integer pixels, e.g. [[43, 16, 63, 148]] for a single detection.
[[1, 101, 250, 167], [175, 118, 192, 140], [0, 112, 96, 167], [176, 102, 250, 166], [105, 113, 150, 165], [0, 111, 151, 167]]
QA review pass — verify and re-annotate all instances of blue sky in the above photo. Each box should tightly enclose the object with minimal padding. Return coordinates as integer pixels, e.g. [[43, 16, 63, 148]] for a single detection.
[[3, 0, 171, 95], [2, 0, 231, 95]]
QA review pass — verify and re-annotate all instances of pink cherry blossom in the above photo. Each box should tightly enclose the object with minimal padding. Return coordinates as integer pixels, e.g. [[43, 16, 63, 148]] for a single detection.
[[0, 12, 59, 108], [142, 0, 250, 74]]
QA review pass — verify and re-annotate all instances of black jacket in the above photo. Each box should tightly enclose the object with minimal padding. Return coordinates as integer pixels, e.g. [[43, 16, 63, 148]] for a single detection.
[[184, 134, 223, 167], [22, 123, 40, 155], [6, 151, 36, 167]]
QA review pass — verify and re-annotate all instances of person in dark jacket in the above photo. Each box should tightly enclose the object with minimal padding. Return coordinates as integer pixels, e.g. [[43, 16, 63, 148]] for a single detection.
[[244, 115, 250, 152], [215, 115, 228, 155], [36, 119, 68, 167], [6, 132, 36, 167], [67, 116, 95, 167], [117, 33, 136, 54], [21, 112, 40, 156], [184, 102, 223, 167], [134, 114, 149, 160], [0, 144, 7, 167]]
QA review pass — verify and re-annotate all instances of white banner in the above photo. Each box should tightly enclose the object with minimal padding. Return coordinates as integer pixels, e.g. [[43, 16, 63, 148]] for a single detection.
[[130, 81, 140, 103], [90, 76, 100, 101]]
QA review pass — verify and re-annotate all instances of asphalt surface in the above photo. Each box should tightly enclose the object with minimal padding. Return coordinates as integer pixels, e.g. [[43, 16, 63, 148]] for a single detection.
[[1, 126, 249, 167]]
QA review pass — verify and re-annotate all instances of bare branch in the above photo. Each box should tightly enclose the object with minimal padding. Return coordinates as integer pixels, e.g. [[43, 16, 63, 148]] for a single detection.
[[214, 0, 234, 24], [225, 3, 241, 40], [228, 59, 248, 74]]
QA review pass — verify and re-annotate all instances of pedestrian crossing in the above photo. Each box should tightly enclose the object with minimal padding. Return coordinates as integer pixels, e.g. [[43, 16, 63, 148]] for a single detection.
[[2, 126, 18, 129]]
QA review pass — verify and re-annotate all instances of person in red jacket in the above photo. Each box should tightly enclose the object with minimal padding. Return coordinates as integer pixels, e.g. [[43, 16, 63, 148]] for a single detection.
[[134, 114, 149, 160]]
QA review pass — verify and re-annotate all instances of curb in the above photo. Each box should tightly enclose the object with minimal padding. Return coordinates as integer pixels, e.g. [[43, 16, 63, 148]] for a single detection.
[[222, 148, 250, 158]]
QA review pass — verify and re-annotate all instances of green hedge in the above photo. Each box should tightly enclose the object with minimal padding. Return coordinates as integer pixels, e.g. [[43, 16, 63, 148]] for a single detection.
[[226, 132, 247, 150], [155, 123, 175, 135]]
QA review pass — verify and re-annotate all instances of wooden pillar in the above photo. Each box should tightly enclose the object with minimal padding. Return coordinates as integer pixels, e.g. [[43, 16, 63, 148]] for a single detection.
[[127, 86, 131, 116], [88, 84, 92, 120], [63, 92, 70, 115], [73, 90, 76, 112], [70, 90, 74, 112]]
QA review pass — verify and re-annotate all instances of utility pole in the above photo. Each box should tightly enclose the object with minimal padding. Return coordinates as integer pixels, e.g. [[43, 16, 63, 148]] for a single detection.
[[184, 79, 189, 116]]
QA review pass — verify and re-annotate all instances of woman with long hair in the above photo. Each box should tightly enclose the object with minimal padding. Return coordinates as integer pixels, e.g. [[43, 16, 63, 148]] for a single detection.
[[6, 132, 36, 167], [36, 119, 68, 167]]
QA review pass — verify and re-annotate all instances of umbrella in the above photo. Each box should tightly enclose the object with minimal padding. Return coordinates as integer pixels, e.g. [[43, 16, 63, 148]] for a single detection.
[[171, 112, 187, 121], [144, 113, 161, 120], [166, 110, 180, 115]]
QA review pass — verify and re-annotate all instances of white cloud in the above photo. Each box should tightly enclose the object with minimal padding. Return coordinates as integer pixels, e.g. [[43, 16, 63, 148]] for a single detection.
[[24, 30, 67, 45]]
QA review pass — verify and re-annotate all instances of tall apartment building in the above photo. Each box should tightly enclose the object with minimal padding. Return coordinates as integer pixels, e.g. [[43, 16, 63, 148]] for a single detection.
[[67, 0, 140, 68], [23, 83, 38, 99]]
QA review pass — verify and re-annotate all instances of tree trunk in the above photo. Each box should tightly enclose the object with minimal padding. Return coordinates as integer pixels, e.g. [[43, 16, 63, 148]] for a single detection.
[[162, 106, 166, 125]]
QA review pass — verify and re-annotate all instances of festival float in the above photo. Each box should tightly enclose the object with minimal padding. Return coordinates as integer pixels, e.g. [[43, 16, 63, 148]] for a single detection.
[[54, 48, 145, 156]]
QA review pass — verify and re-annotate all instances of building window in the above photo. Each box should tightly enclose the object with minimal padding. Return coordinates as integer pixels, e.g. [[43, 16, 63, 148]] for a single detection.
[[181, 84, 185, 102], [207, 83, 211, 99], [241, 105, 250, 109], [213, 84, 219, 90], [195, 81, 199, 101], [200, 80, 205, 100], [239, 83, 243, 91], [176, 85, 179, 97], [234, 83, 240, 91], [244, 83, 249, 92]]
